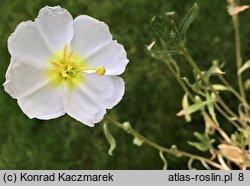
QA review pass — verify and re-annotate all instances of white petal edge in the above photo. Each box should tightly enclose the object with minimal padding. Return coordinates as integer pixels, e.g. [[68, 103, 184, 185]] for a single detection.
[[71, 15, 129, 75], [4, 55, 48, 99], [63, 74, 125, 126], [63, 91, 106, 127], [85, 40, 129, 75], [71, 15, 112, 57], [17, 84, 65, 120], [4, 55, 65, 119], [83, 73, 125, 109], [8, 21, 52, 68], [35, 6, 74, 51]]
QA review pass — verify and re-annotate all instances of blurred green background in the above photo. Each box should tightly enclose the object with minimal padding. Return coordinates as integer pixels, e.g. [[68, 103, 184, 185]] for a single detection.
[[0, 0, 250, 169]]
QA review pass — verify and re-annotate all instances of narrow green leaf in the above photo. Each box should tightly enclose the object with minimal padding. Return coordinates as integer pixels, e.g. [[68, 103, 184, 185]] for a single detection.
[[182, 94, 191, 122], [182, 77, 205, 96], [103, 123, 116, 156], [208, 66, 225, 75], [200, 160, 211, 170], [182, 77, 193, 89], [146, 41, 155, 51], [177, 99, 215, 116], [212, 84, 229, 91], [159, 151, 168, 170], [188, 141, 207, 151], [238, 60, 250, 74], [206, 93, 219, 125], [178, 3, 199, 41], [188, 132, 215, 152], [193, 132, 203, 140], [203, 113, 217, 134], [231, 129, 249, 148], [188, 158, 196, 170], [150, 11, 181, 53]]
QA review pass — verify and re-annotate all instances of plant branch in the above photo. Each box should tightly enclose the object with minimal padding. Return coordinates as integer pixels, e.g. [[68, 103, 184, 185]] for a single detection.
[[105, 115, 224, 170], [180, 46, 241, 124], [159, 56, 239, 132], [163, 59, 195, 102], [232, 11, 250, 122]]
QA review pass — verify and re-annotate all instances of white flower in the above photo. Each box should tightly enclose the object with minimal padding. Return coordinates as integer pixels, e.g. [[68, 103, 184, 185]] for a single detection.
[[3, 6, 129, 127]]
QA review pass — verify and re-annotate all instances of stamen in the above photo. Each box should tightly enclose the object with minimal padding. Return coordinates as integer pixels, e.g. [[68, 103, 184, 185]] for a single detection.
[[48, 44, 106, 89], [76, 66, 106, 75], [68, 49, 73, 60], [96, 66, 106, 76], [52, 61, 63, 67], [71, 59, 78, 63], [63, 44, 67, 60], [49, 67, 58, 71]]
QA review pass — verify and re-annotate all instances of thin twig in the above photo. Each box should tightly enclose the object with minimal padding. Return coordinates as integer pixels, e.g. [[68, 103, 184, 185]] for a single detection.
[[105, 115, 224, 170], [232, 11, 250, 122], [180, 47, 241, 124]]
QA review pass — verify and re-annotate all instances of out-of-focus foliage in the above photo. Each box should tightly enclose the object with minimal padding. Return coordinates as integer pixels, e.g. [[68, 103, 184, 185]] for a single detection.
[[0, 0, 250, 169]]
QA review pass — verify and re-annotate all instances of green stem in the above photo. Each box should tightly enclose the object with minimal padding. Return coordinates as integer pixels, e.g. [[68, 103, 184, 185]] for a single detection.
[[180, 47, 240, 123], [105, 115, 224, 170], [232, 12, 250, 122], [164, 60, 195, 102], [233, 14, 245, 101], [161, 57, 239, 132], [214, 103, 240, 128]]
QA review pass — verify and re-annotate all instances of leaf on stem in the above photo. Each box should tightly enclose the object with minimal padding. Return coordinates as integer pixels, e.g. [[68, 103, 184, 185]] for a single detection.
[[159, 151, 168, 170], [177, 99, 215, 116], [188, 132, 215, 152], [238, 103, 250, 124], [103, 123, 116, 156], [188, 158, 196, 170], [182, 94, 191, 122], [238, 60, 250, 74], [150, 11, 181, 53], [206, 93, 219, 125], [212, 84, 229, 91], [203, 113, 217, 135], [208, 66, 225, 75], [228, 5, 249, 16], [231, 128, 249, 148], [178, 3, 199, 41], [182, 77, 205, 96], [200, 159, 211, 170], [146, 41, 156, 51]]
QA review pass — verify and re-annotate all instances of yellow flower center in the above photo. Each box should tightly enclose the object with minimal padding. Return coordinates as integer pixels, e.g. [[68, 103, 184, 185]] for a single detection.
[[45, 44, 106, 90]]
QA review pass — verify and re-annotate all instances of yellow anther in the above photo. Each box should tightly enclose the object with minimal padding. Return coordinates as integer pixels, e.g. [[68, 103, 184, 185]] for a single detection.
[[96, 66, 106, 76]]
